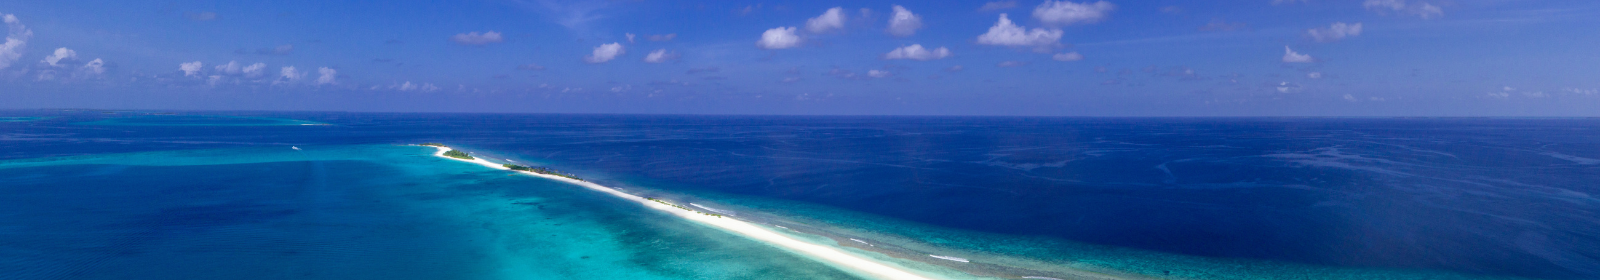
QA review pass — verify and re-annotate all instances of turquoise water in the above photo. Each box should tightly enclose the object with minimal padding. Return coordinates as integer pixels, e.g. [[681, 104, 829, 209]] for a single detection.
[[0, 145, 861, 279]]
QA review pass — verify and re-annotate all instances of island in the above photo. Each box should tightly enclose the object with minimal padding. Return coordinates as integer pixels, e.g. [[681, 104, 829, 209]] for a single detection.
[[502, 164, 585, 182]]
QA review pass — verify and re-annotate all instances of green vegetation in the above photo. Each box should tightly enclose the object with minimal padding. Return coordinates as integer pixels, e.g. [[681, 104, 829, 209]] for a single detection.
[[502, 164, 586, 182], [644, 197, 723, 218], [442, 150, 474, 160]]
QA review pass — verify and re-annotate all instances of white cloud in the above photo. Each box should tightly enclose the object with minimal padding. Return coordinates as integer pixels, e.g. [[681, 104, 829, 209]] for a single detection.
[[1307, 72, 1323, 79], [1052, 52, 1084, 62], [946, 65, 965, 72], [806, 7, 846, 33], [867, 70, 891, 78], [1564, 88, 1598, 95], [586, 43, 624, 63], [1032, 1, 1114, 26], [1363, 0, 1443, 19], [316, 67, 336, 85], [1276, 82, 1301, 93], [781, 77, 801, 83], [1, 14, 33, 70], [180, 61, 203, 76], [976, 14, 1063, 50], [207, 75, 224, 85], [1282, 46, 1314, 63], [215, 61, 242, 75], [979, 1, 1019, 11], [886, 5, 923, 37], [398, 81, 417, 91], [1344, 94, 1358, 102], [643, 49, 678, 63], [1307, 22, 1362, 43], [756, 27, 801, 49], [242, 63, 266, 77], [81, 58, 104, 74], [997, 61, 1027, 67], [279, 66, 305, 82], [883, 44, 952, 60], [626, 33, 636, 43], [450, 31, 504, 45], [421, 83, 440, 92], [42, 47, 76, 66]]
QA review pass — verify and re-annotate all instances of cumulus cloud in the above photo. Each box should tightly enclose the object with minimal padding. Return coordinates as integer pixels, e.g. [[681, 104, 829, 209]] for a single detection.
[[643, 49, 678, 63], [626, 33, 636, 43], [420, 83, 440, 92], [976, 14, 1063, 50], [979, 1, 1019, 11], [1276, 81, 1301, 93], [1032, 1, 1114, 26], [316, 67, 336, 85], [886, 5, 923, 37], [279, 66, 305, 81], [647, 33, 677, 42], [1282, 46, 1314, 63], [42, 47, 76, 66], [1052, 52, 1084, 61], [81, 58, 104, 74], [1307, 72, 1323, 79], [867, 70, 891, 78], [398, 81, 417, 91], [242, 62, 266, 77], [1307, 22, 1362, 43], [586, 43, 624, 63], [180, 61, 203, 76], [1, 14, 33, 70], [451, 31, 504, 45], [806, 7, 847, 33], [517, 63, 546, 71], [997, 61, 1027, 67], [756, 27, 801, 49], [215, 61, 242, 75], [945, 65, 965, 72], [884, 44, 952, 60], [1364, 0, 1443, 19]]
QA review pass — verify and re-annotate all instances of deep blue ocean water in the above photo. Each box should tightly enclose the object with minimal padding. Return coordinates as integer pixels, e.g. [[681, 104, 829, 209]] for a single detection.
[[3, 110, 1598, 279]]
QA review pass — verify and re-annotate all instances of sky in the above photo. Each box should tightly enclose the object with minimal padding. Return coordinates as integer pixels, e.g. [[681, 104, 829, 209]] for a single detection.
[[0, 0, 1597, 116]]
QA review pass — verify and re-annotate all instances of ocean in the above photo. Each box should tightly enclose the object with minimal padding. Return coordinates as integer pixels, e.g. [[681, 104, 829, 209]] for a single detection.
[[2, 111, 1596, 279]]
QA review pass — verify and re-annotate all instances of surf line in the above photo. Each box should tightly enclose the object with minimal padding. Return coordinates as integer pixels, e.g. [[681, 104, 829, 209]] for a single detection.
[[422, 145, 939, 280]]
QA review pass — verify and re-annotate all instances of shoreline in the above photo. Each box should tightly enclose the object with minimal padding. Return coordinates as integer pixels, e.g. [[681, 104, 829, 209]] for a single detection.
[[423, 145, 947, 280]]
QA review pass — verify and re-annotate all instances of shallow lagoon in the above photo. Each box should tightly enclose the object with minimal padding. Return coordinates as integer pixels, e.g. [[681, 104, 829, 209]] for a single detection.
[[0, 145, 861, 280]]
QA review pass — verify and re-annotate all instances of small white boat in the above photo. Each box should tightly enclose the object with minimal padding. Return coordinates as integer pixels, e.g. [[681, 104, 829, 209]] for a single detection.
[[850, 238, 873, 246], [928, 255, 969, 263]]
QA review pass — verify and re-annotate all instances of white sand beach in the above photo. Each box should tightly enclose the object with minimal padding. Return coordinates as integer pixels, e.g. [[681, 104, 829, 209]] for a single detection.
[[426, 146, 943, 280]]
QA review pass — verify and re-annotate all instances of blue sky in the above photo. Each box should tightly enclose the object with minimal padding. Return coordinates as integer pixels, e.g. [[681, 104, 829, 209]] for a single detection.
[[1, 0, 1597, 116]]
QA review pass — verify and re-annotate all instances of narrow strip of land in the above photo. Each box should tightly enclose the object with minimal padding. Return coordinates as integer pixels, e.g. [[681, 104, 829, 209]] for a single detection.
[[423, 145, 941, 280]]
